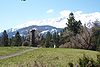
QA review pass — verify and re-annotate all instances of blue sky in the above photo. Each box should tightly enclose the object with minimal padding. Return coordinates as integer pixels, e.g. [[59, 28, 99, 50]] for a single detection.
[[0, 0, 100, 32]]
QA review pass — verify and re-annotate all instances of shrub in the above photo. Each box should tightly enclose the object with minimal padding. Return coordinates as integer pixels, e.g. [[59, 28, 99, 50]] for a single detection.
[[22, 41, 30, 46], [68, 62, 73, 67], [68, 54, 100, 67]]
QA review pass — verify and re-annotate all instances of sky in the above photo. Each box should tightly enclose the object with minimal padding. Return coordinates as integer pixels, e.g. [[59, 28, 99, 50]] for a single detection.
[[0, 0, 100, 32]]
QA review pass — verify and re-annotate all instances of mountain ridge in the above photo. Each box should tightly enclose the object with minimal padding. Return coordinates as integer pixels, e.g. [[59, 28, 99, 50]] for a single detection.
[[0, 25, 63, 38]]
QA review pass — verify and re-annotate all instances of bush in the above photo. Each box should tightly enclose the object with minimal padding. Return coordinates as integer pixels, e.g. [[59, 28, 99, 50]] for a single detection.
[[68, 62, 73, 67], [78, 54, 95, 67], [68, 54, 100, 67], [22, 41, 30, 46]]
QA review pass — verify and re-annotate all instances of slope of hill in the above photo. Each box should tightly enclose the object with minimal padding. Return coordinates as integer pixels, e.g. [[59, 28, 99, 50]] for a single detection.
[[0, 48, 99, 67]]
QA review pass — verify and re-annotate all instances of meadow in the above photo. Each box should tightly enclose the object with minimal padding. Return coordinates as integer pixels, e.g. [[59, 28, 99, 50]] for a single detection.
[[0, 47, 30, 56], [0, 48, 99, 67]]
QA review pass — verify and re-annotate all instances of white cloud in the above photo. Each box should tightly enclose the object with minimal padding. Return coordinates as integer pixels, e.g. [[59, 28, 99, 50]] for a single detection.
[[46, 9, 54, 14], [60, 10, 71, 17], [74, 11, 100, 25], [15, 10, 100, 29], [59, 10, 100, 25]]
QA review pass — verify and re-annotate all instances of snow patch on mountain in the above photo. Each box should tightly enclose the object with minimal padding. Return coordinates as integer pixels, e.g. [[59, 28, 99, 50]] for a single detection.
[[41, 30, 49, 34], [40, 29, 58, 35], [50, 29, 57, 33], [1, 25, 62, 38]]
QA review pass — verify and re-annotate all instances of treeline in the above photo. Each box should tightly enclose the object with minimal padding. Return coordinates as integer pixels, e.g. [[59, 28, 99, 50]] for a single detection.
[[40, 32, 60, 48], [0, 30, 61, 47], [0, 31, 22, 46]]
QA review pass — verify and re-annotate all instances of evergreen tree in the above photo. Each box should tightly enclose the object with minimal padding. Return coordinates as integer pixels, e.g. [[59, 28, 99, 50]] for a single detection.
[[0, 37, 2, 46], [45, 32, 52, 47], [30, 30, 36, 47], [92, 27, 100, 50], [2, 30, 9, 46], [40, 35, 46, 47], [67, 12, 82, 36], [8, 38, 12, 46], [14, 31, 22, 46], [11, 36, 15, 46], [52, 32, 60, 47]]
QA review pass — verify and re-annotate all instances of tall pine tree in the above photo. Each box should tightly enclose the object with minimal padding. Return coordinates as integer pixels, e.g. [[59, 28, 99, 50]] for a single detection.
[[14, 31, 22, 46], [2, 30, 9, 46], [53, 32, 60, 47], [45, 32, 52, 47], [67, 12, 82, 36], [92, 23, 100, 50]]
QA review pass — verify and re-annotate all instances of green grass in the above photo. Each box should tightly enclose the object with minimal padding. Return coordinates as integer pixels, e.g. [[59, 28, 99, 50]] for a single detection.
[[0, 47, 30, 56], [0, 48, 99, 67]]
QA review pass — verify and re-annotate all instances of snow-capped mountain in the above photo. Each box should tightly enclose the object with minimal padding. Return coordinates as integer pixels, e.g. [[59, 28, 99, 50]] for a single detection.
[[0, 25, 62, 38]]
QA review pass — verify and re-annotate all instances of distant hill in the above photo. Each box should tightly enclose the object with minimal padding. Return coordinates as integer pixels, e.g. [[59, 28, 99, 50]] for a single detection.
[[0, 25, 63, 38]]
